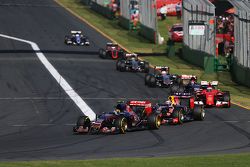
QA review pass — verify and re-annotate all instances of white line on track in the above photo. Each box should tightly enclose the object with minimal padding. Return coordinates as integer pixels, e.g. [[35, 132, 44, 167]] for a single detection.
[[223, 121, 239, 123], [0, 34, 96, 121], [12, 124, 28, 127], [0, 97, 166, 100]]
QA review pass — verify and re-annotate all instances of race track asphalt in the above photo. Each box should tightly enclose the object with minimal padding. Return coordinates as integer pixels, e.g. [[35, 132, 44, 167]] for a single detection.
[[0, 0, 249, 161]]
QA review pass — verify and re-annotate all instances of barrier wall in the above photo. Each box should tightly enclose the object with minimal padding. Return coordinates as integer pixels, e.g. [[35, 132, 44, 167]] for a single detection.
[[182, 44, 215, 73], [81, 0, 91, 5], [119, 0, 131, 30], [90, 1, 115, 19], [231, 58, 250, 87], [182, 0, 216, 73], [139, 24, 157, 43], [139, 0, 158, 43]]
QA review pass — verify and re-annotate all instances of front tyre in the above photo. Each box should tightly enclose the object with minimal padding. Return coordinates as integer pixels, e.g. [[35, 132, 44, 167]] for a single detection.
[[193, 105, 205, 121], [147, 114, 161, 129], [115, 116, 127, 134]]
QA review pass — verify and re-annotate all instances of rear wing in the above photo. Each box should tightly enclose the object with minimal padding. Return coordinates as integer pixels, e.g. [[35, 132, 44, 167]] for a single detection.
[[128, 100, 152, 107], [171, 92, 192, 98], [211, 81, 218, 86], [71, 30, 82, 34], [201, 81, 209, 86], [154, 66, 170, 73], [125, 53, 138, 58], [106, 42, 118, 46], [180, 75, 197, 80], [201, 81, 218, 86]]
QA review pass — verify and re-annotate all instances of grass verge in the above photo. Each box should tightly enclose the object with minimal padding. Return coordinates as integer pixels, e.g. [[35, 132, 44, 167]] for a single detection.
[[56, 0, 250, 109], [1, 153, 250, 167]]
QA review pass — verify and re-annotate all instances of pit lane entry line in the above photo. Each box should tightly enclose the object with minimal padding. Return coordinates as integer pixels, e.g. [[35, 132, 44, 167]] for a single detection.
[[0, 34, 96, 121]]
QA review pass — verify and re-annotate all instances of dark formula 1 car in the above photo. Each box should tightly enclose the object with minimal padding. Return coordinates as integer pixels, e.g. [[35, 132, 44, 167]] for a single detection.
[[64, 31, 90, 46], [73, 100, 161, 134], [73, 113, 127, 134], [99, 43, 124, 59], [155, 93, 205, 125], [116, 53, 149, 73], [170, 75, 198, 94], [195, 81, 231, 108], [145, 66, 177, 87]]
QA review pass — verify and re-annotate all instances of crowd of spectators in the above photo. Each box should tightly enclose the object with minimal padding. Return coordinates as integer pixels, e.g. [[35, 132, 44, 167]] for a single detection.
[[106, 0, 120, 18], [216, 14, 234, 35], [216, 14, 234, 58]]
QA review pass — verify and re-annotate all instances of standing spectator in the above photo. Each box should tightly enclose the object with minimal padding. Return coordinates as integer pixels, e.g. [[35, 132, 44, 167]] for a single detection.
[[131, 10, 139, 29], [160, 4, 167, 20], [176, 2, 182, 19]]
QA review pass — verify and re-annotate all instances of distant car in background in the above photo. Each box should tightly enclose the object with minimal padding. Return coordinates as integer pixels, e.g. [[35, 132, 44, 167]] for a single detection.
[[116, 53, 150, 73], [99, 43, 124, 59], [64, 31, 89, 46], [196, 81, 231, 108], [169, 24, 183, 42]]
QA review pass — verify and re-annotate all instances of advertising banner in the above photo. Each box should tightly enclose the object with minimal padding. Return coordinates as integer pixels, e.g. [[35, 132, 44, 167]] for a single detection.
[[156, 0, 182, 16]]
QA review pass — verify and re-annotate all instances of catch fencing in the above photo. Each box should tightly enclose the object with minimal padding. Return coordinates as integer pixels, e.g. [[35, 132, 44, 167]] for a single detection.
[[182, 0, 215, 73], [139, 0, 158, 43], [229, 0, 250, 87]]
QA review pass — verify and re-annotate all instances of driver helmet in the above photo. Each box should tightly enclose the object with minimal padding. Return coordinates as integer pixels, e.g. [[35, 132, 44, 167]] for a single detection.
[[168, 96, 176, 105], [190, 77, 196, 85], [207, 87, 212, 92], [161, 71, 167, 75], [115, 109, 121, 114]]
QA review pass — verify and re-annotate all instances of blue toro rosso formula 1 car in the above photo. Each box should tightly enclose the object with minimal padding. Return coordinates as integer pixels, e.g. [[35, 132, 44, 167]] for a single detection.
[[64, 31, 90, 46], [73, 100, 161, 134]]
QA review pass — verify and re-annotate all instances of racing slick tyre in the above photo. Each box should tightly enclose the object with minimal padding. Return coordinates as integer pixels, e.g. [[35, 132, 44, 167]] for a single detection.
[[145, 74, 151, 85], [73, 116, 91, 133], [76, 116, 91, 128], [64, 36, 70, 45], [147, 114, 161, 129], [193, 105, 205, 121], [178, 86, 185, 93], [223, 91, 231, 108], [170, 85, 179, 93], [99, 49, 106, 59], [176, 77, 181, 85], [149, 76, 156, 87], [116, 60, 121, 71], [115, 116, 127, 134], [118, 50, 125, 59], [119, 61, 126, 72], [172, 107, 184, 124], [144, 62, 150, 73]]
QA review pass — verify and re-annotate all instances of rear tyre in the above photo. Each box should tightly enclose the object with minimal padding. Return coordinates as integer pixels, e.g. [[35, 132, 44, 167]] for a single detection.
[[99, 49, 108, 59], [223, 92, 231, 108], [147, 114, 161, 129], [193, 105, 205, 121], [115, 116, 127, 134], [116, 60, 121, 71], [171, 85, 179, 94], [144, 62, 150, 73], [119, 61, 126, 72], [145, 74, 151, 85], [172, 107, 184, 124], [149, 76, 156, 87], [178, 86, 185, 93], [76, 116, 91, 127]]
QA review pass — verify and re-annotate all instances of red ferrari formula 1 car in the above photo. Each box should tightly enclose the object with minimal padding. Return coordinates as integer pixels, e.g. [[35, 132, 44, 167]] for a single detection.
[[73, 100, 161, 134], [155, 93, 205, 125], [196, 81, 231, 108], [99, 42, 124, 59]]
